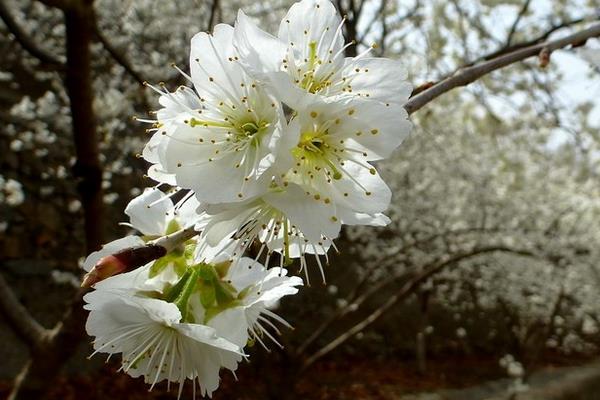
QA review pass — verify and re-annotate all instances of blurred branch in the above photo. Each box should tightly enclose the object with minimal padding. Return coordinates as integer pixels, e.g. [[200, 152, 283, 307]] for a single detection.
[[206, 0, 220, 31], [524, 286, 565, 379], [0, 273, 52, 349], [0, 0, 64, 67], [505, 0, 532, 47], [301, 245, 536, 369], [451, 15, 592, 76], [405, 23, 600, 115], [92, 17, 146, 85], [296, 225, 512, 355], [336, 0, 359, 56]]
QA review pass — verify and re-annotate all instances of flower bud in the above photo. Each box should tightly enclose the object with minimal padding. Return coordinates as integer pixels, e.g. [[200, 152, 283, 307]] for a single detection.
[[81, 255, 128, 288], [81, 244, 167, 287]]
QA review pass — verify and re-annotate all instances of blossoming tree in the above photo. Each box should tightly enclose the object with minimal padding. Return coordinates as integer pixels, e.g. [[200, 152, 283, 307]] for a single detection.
[[0, 0, 599, 398]]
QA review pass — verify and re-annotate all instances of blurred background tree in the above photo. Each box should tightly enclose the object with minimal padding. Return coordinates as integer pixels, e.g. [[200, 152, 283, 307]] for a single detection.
[[0, 0, 599, 399]]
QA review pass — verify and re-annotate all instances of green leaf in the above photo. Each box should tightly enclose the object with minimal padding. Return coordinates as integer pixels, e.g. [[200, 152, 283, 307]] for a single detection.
[[199, 281, 216, 309], [165, 219, 181, 235], [215, 280, 236, 305], [214, 260, 232, 279], [172, 269, 199, 320], [149, 253, 178, 278], [197, 263, 217, 281], [164, 269, 192, 303]]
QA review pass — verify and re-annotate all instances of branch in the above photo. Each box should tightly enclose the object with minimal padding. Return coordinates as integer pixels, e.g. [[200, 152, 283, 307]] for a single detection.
[[11, 3, 104, 398], [92, 19, 146, 85], [481, 16, 589, 65], [0, 273, 51, 349], [296, 226, 519, 355], [206, 0, 220, 31], [405, 23, 600, 115], [301, 245, 536, 369], [504, 0, 532, 47], [0, 0, 64, 67]]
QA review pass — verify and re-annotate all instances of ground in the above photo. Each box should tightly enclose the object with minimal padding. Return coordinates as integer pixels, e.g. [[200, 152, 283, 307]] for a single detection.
[[1, 354, 591, 400]]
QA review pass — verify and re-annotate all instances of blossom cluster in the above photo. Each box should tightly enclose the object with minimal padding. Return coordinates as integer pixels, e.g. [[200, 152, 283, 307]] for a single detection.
[[82, 0, 411, 397]]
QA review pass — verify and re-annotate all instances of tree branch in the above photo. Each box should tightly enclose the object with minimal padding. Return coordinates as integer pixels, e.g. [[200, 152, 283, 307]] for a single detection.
[[206, 0, 220, 32], [504, 0, 532, 47], [0, 0, 64, 67], [0, 273, 51, 349], [92, 18, 146, 85], [301, 245, 536, 369], [11, 1, 103, 398], [405, 23, 600, 115]]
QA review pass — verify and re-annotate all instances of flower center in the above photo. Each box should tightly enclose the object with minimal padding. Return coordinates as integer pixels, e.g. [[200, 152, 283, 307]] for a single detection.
[[292, 127, 342, 180], [297, 41, 334, 94]]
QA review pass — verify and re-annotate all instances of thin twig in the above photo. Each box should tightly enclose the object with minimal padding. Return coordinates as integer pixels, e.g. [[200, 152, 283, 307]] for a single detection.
[[92, 18, 146, 85], [405, 23, 600, 115], [505, 0, 532, 47], [0, 0, 64, 67], [302, 246, 536, 369]]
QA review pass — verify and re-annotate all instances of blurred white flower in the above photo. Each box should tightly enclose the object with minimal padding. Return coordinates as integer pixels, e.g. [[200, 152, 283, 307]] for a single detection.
[[1, 177, 25, 206]]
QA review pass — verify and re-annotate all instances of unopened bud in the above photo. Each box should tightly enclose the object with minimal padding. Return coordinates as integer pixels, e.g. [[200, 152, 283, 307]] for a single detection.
[[81, 255, 127, 288], [81, 244, 167, 288], [539, 47, 551, 68]]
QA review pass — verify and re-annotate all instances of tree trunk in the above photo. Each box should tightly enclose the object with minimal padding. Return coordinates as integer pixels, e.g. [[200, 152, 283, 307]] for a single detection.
[[10, 1, 102, 398]]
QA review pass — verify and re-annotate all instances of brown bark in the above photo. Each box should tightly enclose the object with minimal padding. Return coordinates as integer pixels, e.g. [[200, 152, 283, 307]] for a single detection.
[[10, 1, 102, 399]]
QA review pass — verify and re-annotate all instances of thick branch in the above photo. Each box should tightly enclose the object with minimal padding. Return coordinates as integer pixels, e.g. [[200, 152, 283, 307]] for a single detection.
[[302, 246, 536, 369], [0, 273, 51, 349], [0, 0, 64, 67], [11, 2, 103, 398], [406, 23, 600, 115]]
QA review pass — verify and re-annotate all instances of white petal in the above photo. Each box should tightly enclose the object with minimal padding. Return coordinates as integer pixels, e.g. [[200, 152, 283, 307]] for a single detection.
[[340, 57, 412, 104], [190, 24, 243, 102], [207, 307, 249, 347], [338, 209, 391, 226], [175, 323, 242, 354], [337, 100, 412, 160], [277, 0, 344, 61], [263, 183, 341, 242], [125, 188, 173, 235], [233, 10, 288, 76]]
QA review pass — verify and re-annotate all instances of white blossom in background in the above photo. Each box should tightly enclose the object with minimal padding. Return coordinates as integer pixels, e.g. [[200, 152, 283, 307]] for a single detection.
[[0, 175, 25, 206]]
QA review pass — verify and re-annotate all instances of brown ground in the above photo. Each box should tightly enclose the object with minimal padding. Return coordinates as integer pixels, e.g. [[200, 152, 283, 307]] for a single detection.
[[0, 354, 589, 400]]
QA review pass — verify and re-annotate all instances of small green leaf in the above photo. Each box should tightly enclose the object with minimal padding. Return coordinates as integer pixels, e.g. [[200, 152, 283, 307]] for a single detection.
[[149, 253, 177, 278], [214, 260, 232, 279], [199, 282, 216, 309], [215, 280, 236, 305], [165, 219, 181, 235], [197, 263, 217, 281]]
